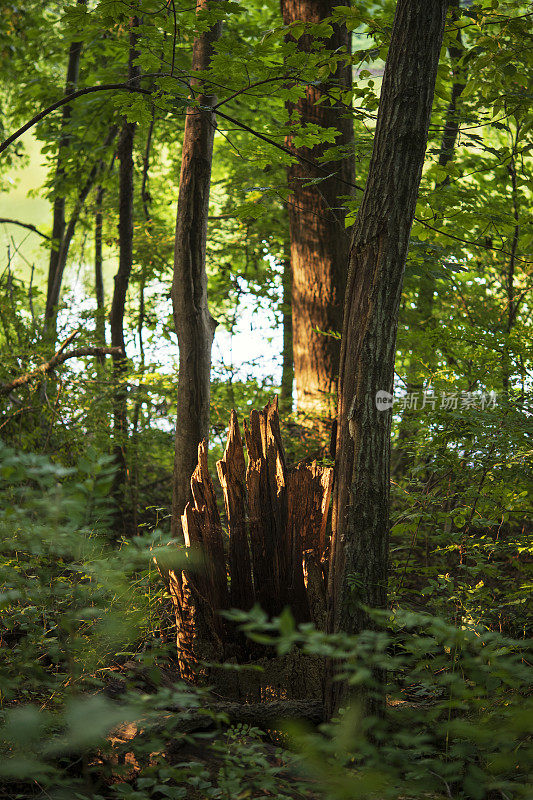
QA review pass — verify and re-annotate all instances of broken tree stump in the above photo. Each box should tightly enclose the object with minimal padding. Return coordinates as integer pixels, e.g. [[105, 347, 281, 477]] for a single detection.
[[167, 398, 333, 696], [217, 411, 253, 611]]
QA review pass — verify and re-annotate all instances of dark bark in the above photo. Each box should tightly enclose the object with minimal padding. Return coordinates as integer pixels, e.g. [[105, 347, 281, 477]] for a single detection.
[[44, 0, 86, 333], [141, 113, 155, 223], [502, 127, 521, 390], [280, 253, 294, 413], [170, 0, 222, 537], [162, 700, 325, 733], [94, 183, 106, 359], [131, 119, 154, 534], [327, 0, 448, 716], [216, 411, 254, 611], [243, 400, 290, 617], [109, 19, 141, 532], [281, 0, 355, 420]]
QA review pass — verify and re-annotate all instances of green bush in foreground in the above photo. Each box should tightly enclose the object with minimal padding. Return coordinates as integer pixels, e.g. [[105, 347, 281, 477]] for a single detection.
[[0, 443, 531, 799]]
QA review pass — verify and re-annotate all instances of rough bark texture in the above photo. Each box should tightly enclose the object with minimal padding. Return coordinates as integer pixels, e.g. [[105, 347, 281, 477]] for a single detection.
[[168, 401, 332, 696], [94, 183, 106, 357], [110, 40, 139, 409], [286, 461, 333, 622], [173, 441, 229, 681], [109, 21, 141, 533], [281, 0, 355, 421], [327, 0, 448, 715], [280, 254, 294, 414], [162, 700, 325, 733], [45, 0, 85, 332], [170, 0, 222, 537], [244, 400, 290, 617], [216, 411, 254, 610]]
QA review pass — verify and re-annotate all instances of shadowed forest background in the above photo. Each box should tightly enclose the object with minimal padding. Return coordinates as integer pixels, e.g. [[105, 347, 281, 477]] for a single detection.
[[0, 0, 531, 798]]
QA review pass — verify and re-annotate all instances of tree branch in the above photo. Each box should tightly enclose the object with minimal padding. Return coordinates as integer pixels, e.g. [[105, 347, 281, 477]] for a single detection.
[[215, 107, 365, 192], [46, 124, 120, 320], [0, 83, 153, 155], [0, 343, 123, 397], [0, 218, 51, 240], [3, 74, 526, 268]]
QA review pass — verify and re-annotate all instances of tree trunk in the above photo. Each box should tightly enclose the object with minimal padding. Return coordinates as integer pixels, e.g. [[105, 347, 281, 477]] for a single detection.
[[327, 0, 448, 716], [131, 120, 154, 535], [280, 252, 294, 414], [170, 0, 222, 537], [281, 0, 355, 422], [502, 121, 521, 392], [45, 126, 119, 343], [94, 183, 106, 358], [109, 19, 141, 534], [44, 0, 86, 336], [162, 700, 325, 733]]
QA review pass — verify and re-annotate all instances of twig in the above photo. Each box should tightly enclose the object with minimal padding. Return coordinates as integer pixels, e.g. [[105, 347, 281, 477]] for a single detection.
[[429, 770, 453, 799], [0, 82, 153, 154], [0, 218, 51, 240]]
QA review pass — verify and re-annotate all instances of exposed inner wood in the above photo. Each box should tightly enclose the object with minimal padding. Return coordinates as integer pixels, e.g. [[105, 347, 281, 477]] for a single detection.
[[167, 399, 333, 697]]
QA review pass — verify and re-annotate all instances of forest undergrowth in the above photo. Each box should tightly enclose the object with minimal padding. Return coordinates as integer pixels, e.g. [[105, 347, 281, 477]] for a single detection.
[[0, 438, 531, 800]]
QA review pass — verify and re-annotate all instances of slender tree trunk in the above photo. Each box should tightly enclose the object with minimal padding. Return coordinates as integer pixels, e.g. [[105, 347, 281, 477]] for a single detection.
[[131, 120, 154, 536], [109, 19, 141, 534], [94, 183, 106, 342], [280, 252, 294, 414], [44, 0, 86, 335], [94, 183, 106, 362], [502, 123, 520, 391], [170, 0, 222, 537], [327, 0, 448, 717], [281, 0, 354, 422], [45, 126, 119, 344], [393, 0, 465, 476]]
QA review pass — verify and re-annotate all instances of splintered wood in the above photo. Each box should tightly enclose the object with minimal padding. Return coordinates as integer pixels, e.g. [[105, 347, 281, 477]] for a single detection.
[[170, 399, 333, 683]]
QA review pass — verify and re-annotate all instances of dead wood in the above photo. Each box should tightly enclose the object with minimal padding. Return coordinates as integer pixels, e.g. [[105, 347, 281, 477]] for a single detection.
[[162, 699, 325, 733], [168, 399, 334, 695], [216, 410, 254, 610]]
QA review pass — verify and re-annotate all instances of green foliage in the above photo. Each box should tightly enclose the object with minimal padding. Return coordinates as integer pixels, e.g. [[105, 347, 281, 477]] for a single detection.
[[228, 606, 533, 800], [0, 441, 178, 705], [0, 434, 531, 798], [0, 1, 532, 796]]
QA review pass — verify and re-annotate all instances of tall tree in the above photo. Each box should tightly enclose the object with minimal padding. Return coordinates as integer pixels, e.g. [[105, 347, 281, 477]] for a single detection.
[[109, 17, 141, 533], [45, 126, 118, 339], [170, 0, 222, 536], [44, 0, 86, 336], [502, 114, 522, 392], [281, 0, 355, 422], [280, 251, 294, 414], [94, 183, 106, 350], [327, 0, 448, 714]]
